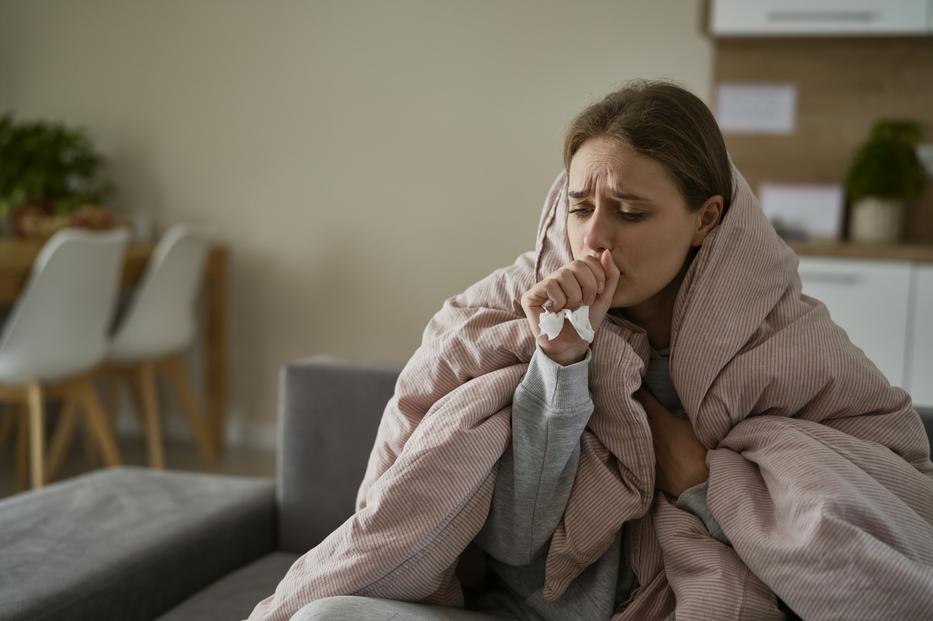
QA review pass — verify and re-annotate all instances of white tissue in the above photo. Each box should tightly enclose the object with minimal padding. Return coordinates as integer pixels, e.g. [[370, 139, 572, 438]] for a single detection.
[[538, 305, 595, 343]]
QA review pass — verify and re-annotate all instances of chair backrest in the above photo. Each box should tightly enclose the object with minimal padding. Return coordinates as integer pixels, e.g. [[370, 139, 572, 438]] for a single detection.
[[109, 224, 211, 361], [0, 228, 130, 383]]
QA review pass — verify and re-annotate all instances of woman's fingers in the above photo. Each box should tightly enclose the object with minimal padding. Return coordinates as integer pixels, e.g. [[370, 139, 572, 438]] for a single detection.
[[565, 262, 600, 306], [634, 389, 653, 419], [637, 389, 673, 478], [635, 388, 672, 427], [522, 279, 566, 310], [597, 249, 620, 304], [554, 269, 585, 309], [541, 279, 568, 312], [521, 252, 618, 342], [635, 387, 660, 408], [529, 262, 601, 313], [576, 255, 606, 296]]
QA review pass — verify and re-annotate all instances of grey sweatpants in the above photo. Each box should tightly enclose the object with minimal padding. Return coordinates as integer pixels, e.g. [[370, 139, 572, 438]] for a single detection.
[[291, 596, 516, 621]]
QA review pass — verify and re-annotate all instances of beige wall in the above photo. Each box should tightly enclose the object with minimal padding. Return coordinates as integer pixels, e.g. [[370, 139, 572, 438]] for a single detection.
[[0, 0, 711, 447]]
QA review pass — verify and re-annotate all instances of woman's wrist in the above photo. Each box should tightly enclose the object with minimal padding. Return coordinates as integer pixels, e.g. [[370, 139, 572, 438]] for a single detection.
[[541, 343, 589, 367]]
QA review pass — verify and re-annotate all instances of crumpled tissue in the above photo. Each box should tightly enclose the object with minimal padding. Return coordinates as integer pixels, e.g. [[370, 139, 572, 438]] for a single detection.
[[538, 305, 595, 343]]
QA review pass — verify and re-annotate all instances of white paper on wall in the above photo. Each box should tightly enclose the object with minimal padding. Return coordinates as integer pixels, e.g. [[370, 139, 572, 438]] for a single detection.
[[716, 83, 797, 135], [759, 182, 844, 241]]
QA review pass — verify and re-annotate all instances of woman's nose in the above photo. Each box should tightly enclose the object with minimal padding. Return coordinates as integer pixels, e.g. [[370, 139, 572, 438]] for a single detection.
[[582, 210, 613, 255]]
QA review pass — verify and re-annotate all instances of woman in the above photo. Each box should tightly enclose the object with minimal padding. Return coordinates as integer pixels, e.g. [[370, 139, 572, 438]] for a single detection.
[[470, 83, 734, 621], [250, 82, 933, 621]]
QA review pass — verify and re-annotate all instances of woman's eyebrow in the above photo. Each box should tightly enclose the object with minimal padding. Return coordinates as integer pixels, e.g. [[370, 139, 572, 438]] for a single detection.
[[567, 188, 653, 202], [612, 191, 652, 202]]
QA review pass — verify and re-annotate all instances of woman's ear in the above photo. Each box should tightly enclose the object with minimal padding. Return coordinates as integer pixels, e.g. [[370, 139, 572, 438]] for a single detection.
[[691, 195, 723, 247]]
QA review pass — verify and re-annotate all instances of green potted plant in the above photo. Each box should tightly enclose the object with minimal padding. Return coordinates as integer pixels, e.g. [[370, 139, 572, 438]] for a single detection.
[[0, 114, 115, 238], [845, 119, 926, 244]]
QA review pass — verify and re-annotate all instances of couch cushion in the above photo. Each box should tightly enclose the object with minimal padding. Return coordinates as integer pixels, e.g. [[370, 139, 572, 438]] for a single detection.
[[156, 551, 298, 621], [0, 466, 276, 621]]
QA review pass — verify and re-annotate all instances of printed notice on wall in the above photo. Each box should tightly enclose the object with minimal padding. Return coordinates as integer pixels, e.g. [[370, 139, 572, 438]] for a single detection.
[[715, 83, 797, 135], [760, 182, 843, 241]]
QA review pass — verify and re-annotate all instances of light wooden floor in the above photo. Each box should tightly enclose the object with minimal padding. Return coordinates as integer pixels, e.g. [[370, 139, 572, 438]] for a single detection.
[[0, 433, 275, 500]]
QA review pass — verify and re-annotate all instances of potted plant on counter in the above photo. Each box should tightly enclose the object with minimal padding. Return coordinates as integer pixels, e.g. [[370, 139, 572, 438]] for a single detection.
[[0, 114, 115, 239], [845, 119, 925, 244]]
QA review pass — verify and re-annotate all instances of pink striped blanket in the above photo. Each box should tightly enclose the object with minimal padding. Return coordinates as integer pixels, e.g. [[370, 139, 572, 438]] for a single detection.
[[249, 165, 933, 620]]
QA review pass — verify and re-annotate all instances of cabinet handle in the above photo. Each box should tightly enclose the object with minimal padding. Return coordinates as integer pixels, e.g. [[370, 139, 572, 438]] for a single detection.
[[766, 10, 878, 24], [799, 271, 864, 285]]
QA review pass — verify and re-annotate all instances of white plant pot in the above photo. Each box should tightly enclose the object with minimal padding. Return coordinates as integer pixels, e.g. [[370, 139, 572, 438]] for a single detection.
[[849, 197, 904, 244]]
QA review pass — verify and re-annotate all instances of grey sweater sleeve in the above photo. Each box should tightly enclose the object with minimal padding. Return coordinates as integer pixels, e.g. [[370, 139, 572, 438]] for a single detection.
[[676, 481, 731, 545], [474, 345, 593, 566]]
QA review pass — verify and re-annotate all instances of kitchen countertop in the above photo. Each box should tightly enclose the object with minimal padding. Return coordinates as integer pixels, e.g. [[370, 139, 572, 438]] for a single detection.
[[787, 241, 933, 262]]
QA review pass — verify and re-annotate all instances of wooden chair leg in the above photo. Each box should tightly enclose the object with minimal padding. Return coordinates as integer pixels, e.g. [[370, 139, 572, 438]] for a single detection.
[[46, 398, 80, 482], [132, 364, 165, 469], [0, 406, 14, 449], [162, 357, 218, 466], [79, 374, 124, 465], [15, 407, 28, 491], [26, 382, 45, 489], [125, 371, 152, 453], [81, 376, 120, 465], [81, 411, 99, 465], [76, 379, 123, 467], [106, 375, 122, 430]]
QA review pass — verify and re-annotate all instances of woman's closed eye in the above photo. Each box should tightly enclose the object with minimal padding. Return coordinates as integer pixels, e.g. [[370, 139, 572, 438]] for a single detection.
[[568, 207, 647, 222]]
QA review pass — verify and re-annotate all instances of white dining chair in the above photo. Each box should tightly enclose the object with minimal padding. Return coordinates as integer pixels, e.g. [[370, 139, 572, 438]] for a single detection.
[[0, 228, 129, 489], [100, 224, 217, 469]]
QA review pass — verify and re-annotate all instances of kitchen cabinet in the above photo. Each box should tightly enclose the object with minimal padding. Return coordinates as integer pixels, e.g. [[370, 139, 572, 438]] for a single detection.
[[907, 265, 933, 408], [710, 0, 932, 36], [798, 258, 912, 389], [797, 257, 932, 408]]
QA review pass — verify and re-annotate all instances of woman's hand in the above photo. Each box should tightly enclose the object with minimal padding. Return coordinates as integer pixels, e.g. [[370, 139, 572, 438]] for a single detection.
[[521, 249, 620, 366], [634, 388, 709, 499]]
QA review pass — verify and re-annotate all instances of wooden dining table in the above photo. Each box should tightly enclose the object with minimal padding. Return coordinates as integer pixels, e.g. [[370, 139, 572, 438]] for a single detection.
[[0, 238, 229, 454]]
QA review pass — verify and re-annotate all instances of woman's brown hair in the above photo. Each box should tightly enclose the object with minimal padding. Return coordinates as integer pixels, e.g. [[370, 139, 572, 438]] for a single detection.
[[564, 80, 733, 214]]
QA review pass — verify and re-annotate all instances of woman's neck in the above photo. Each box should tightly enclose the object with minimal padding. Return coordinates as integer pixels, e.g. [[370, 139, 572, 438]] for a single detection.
[[622, 289, 677, 350], [619, 255, 694, 350]]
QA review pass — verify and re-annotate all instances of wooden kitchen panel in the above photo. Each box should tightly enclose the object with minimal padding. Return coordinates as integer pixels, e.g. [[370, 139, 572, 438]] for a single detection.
[[713, 36, 933, 243]]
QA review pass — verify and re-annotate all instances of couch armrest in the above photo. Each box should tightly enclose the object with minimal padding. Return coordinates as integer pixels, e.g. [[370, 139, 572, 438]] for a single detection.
[[0, 467, 275, 621], [920, 409, 933, 455], [277, 356, 400, 554]]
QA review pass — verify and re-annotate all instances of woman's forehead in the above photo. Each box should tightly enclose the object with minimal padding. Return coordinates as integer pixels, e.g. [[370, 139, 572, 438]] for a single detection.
[[569, 140, 671, 197]]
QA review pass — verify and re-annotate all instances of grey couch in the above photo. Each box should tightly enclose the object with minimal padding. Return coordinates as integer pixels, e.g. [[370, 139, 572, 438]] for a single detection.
[[2, 357, 932, 621], [0, 358, 398, 621]]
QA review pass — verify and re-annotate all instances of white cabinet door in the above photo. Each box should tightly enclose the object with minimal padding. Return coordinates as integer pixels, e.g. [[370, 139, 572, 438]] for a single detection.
[[798, 258, 911, 388], [710, 0, 931, 36], [907, 265, 933, 408]]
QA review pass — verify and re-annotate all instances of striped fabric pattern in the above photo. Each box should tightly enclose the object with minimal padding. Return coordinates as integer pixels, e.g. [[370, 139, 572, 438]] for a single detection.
[[248, 166, 933, 621]]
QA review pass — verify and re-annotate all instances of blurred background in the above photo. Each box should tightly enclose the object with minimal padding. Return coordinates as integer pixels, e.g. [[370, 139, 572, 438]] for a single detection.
[[0, 0, 931, 495]]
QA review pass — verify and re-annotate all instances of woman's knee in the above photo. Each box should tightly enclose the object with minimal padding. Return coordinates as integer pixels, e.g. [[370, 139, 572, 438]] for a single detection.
[[290, 595, 508, 621], [291, 596, 380, 621]]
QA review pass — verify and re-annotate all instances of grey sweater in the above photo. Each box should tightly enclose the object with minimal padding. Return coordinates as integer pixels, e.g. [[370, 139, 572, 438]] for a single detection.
[[472, 345, 728, 620]]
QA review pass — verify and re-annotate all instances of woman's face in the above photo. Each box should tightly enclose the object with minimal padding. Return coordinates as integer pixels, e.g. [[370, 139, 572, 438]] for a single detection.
[[566, 136, 721, 310]]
